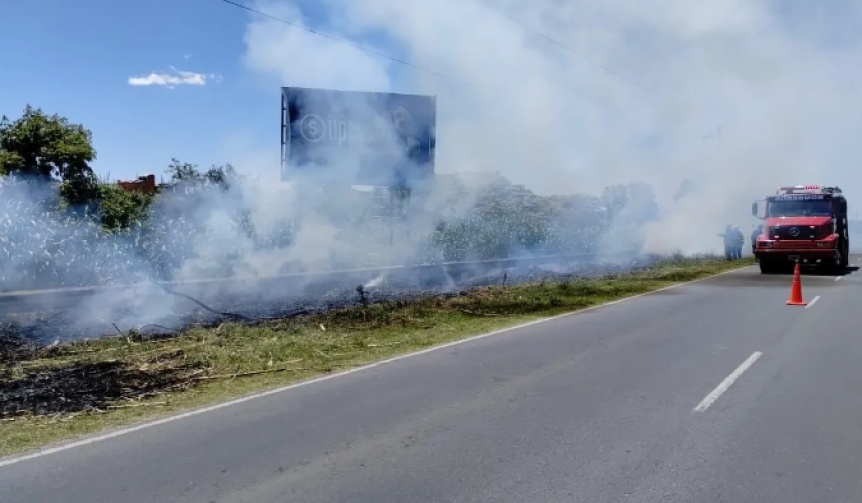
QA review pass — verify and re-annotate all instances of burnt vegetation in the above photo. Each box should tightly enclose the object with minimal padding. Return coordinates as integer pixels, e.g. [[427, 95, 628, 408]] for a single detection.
[[0, 255, 739, 423], [0, 105, 702, 423], [0, 106, 660, 292], [1, 352, 204, 418]]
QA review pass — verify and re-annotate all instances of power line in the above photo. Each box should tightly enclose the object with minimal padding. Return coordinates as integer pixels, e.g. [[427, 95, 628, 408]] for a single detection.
[[480, 2, 655, 96], [216, 0, 685, 142], [216, 0, 466, 85], [529, 33, 655, 96], [218, 0, 653, 97]]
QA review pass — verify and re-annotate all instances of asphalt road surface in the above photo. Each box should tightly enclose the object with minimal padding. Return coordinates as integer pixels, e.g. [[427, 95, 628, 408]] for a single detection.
[[3, 256, 862, 502]]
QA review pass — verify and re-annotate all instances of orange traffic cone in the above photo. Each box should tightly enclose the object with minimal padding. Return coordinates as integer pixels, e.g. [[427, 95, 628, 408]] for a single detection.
[[786, 262, 807, 306]]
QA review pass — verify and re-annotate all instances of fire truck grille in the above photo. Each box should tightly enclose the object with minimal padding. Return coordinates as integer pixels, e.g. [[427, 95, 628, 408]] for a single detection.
[[772, 225, 818, 240]]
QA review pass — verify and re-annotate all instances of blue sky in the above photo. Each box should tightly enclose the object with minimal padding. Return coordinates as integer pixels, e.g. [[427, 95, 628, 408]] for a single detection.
[[3, 0, 860, 188], [0, 0, 336, 182]]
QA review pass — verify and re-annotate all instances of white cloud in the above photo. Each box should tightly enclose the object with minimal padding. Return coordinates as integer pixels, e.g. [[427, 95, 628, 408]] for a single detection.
[[239, 0, 862, 253], [128, 67, 222, 88]]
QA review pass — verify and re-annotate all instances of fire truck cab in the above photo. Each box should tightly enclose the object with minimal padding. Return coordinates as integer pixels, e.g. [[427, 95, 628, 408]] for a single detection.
[[751, 185, 849, 274]]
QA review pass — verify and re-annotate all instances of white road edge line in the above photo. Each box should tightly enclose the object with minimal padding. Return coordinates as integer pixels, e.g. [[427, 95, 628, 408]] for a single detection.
[[835, 276, 841, 281], [805, 295, 821, 308], [0, 264, 756, 469], [693, 351, 763, 413]]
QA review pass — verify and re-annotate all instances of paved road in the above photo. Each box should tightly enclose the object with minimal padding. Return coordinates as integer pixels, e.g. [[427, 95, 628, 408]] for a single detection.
[[2, 257, 862, 502]]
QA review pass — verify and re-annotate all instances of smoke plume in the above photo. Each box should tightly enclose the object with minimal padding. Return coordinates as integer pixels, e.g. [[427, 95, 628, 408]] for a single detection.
[[4, 0, 862, 340], [241, 0, 862, 254]]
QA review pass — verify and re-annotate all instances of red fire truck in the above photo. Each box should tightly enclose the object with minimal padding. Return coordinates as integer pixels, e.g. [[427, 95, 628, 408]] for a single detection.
[[751, 185, 849, 274]]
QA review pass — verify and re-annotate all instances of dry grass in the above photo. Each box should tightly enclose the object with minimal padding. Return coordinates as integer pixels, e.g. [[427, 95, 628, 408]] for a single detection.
[[0, 256, 754, 457]]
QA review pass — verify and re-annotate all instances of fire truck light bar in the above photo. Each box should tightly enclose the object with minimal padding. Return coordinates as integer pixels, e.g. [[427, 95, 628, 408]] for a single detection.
[[775, 185, 842, 195]]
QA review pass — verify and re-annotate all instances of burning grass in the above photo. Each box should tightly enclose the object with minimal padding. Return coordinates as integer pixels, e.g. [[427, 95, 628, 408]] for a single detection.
[[0, 256, 754, 457]]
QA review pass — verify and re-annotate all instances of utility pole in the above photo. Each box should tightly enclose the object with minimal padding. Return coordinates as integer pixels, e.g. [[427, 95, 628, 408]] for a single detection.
[[715, 124, 722, 175]]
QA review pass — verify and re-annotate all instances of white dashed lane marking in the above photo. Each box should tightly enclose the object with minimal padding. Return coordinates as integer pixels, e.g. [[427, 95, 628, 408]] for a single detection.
[[694, 352, 763, 413]]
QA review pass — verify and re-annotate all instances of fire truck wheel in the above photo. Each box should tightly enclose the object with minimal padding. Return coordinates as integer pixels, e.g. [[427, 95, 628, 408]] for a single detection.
[[824, 255, 844, 275]]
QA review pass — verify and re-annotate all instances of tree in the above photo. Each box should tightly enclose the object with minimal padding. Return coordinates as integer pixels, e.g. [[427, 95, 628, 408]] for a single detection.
[[0, 105, 98, 203], [203, 163, 239, 187], [95, 183, 153, 230], [600, 182, 659, 223], [166, 158, 240, 189], [165, 158, 201, 183], [0, 105, 95, 180]]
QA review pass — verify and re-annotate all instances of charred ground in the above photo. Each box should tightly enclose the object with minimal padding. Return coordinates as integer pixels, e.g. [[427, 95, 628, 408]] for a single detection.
[[0, 255, 753, 457]]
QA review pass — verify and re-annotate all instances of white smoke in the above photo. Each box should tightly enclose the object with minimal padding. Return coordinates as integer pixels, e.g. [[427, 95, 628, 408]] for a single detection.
[[237, 0, 862, 255], [4, 0, 862, 340]]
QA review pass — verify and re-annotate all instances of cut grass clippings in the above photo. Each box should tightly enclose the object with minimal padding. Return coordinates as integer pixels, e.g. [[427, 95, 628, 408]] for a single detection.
[[0, 256, 755, 457]]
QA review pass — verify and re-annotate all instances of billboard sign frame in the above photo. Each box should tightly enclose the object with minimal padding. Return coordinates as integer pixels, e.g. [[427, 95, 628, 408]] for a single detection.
[[280, 86, 436, 188]]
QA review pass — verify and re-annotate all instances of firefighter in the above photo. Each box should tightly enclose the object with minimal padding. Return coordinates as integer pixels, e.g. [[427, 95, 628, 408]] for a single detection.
[[751, 224, 763, 254], [718, 223, 733, 260], [731, 225, 744, 259]]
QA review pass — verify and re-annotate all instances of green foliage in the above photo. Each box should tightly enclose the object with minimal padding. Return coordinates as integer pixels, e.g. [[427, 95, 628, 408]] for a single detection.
[[0, 104, 664, 290], [0, 105, 98, 205], [428, 176, 611, 260], [59, 172, 100, 206], [84, 157, 238, 232], [166, 158, 240, 189], [0, 105, 95, 181], [95, 183, 153, 231], [600, 182, 659, 223]]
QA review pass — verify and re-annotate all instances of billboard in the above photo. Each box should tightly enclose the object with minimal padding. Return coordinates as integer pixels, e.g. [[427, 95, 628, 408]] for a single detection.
[[281, 87, 437, 187]]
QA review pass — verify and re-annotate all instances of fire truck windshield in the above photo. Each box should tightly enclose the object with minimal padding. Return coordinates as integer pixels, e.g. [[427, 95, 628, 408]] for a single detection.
[[766, 199, 832, 217]]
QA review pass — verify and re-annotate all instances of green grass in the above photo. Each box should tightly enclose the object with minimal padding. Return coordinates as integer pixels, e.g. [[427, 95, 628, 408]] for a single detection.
[[0, 256, 755, 458]]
